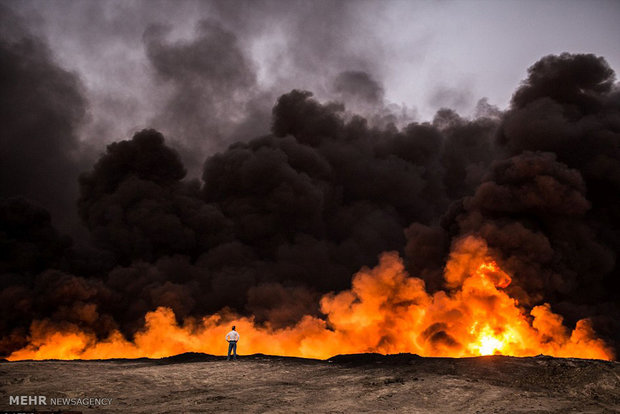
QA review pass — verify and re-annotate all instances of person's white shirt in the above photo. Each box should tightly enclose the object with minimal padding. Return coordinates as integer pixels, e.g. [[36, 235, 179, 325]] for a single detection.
[[226, 330, 239, 342]]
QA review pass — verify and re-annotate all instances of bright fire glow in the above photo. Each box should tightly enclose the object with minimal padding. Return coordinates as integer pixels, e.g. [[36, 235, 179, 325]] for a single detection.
[[468, 323, 518, 356], [6, 236, 615, 361]]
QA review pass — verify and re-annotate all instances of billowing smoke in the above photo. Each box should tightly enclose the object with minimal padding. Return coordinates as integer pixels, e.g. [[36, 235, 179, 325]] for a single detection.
[[0, 6, 618, 359], [0, 6, 89, 236], [144, 19, 271, 174], [428, 54, 620, 348]]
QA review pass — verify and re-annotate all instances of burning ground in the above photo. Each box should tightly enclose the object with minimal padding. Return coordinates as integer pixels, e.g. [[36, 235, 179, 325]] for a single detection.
[[1, 2, 620, 362], [1, 353, 619, 413], [5, 236, 613, 361]]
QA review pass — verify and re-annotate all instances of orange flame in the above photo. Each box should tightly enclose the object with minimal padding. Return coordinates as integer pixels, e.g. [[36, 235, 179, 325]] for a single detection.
[[7, 236, 614, 361]]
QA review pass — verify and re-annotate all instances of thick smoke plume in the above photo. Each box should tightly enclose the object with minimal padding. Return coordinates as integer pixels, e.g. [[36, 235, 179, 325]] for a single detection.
[[0, 6, 618, 359], [0, 6, 89, 236], [144, 19, 270, 174]]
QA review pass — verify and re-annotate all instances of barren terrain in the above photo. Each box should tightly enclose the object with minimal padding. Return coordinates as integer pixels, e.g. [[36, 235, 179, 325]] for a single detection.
[[1, 353, 619, 413]]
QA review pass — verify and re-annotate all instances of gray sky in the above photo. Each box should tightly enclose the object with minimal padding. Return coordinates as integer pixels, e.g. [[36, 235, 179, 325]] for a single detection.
[[8, 0, 620, 148]]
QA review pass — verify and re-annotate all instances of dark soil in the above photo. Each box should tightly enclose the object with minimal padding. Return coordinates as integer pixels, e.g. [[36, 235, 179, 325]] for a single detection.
[[1, 353, 618, 413]]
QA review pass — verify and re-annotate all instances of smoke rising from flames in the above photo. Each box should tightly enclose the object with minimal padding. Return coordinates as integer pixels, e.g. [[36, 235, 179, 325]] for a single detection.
[[1, 5, 618, 361], [9, 236, 612, 361]]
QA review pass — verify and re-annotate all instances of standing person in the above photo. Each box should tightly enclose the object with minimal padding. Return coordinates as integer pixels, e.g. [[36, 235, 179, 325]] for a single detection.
[[225, 326, 239, 361]]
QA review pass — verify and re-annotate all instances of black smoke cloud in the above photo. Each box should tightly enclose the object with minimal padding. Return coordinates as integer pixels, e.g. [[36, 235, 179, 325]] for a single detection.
[[2, 49, 620, 357], [144, 19, 271, 175], [78, 129, 233, 264], [8, 0, 389, 184], [332, 70, 385, 112], [0, 84, 499, 354], [435, 53, 620, 348], [0, 6, 89, 235]]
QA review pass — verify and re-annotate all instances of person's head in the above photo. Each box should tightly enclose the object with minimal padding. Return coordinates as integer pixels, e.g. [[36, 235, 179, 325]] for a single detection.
[[232, 326, 236, 331]]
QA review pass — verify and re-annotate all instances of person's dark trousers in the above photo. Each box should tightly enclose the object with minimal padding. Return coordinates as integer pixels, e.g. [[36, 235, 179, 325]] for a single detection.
[[227, 341, 237, 360]]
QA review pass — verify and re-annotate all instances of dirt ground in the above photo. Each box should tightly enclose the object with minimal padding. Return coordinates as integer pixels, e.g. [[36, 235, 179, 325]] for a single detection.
[[1, 353, 619, 413]]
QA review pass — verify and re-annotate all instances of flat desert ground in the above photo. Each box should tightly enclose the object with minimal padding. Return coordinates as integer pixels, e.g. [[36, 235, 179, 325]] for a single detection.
[[1, 353, 619, 413]]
